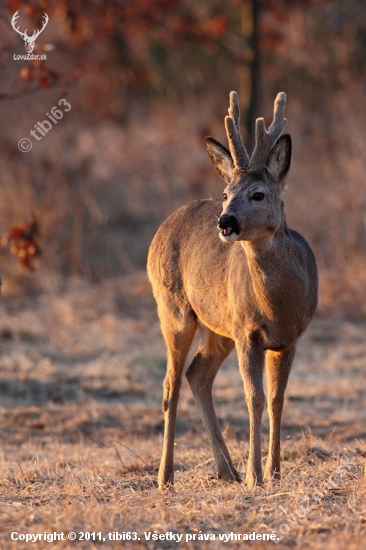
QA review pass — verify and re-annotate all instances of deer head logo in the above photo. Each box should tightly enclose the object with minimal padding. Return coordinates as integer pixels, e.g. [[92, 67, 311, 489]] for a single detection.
[[11, 11, 49, 54]]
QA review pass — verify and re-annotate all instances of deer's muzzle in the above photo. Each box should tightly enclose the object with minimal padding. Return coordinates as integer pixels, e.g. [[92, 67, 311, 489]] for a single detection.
[[218, 214, 240, 237]]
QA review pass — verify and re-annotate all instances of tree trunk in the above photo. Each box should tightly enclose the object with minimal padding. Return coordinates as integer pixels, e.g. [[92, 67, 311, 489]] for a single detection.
[[239, 0, 261, 153]]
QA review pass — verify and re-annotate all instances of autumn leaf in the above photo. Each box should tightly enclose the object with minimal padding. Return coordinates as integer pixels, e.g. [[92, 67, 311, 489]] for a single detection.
[[2, 216, 41, 271]]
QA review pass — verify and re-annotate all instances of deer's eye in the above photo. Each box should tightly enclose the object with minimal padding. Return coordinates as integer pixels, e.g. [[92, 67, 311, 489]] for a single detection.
[[252, 192, 264, 201], [223, 193, 228, 201]]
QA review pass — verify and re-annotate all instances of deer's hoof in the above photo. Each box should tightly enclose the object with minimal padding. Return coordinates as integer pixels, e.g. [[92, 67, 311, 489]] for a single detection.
[[218, 467, 242, 483], [245, 473, 264, 488], [158, 478, 174, 491], [158, 469, 175, 491], [264, 469, 281, 483]]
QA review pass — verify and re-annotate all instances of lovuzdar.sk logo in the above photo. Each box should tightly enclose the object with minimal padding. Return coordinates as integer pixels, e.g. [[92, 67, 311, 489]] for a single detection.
[[11, 10, 49, 59]]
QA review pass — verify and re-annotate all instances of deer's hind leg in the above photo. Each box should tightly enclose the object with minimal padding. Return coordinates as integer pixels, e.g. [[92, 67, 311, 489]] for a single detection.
[[158, 302, 197, 489], [186, 328, 239, 482]]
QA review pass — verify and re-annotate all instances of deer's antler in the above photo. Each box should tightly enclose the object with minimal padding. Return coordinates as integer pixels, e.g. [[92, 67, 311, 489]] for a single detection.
[[224, 91, 250, 170], [249, 92, 288, 170]]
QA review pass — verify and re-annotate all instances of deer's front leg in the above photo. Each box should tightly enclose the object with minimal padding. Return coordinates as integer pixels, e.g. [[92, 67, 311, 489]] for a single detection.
[[264, 346, 295, 482], [237, 335, 265, 487]]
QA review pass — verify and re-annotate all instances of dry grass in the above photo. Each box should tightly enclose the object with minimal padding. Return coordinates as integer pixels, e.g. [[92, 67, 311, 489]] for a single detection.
[[0, 272, 365, 549]]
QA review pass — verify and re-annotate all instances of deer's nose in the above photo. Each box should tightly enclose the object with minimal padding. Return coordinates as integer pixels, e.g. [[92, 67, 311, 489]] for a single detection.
[[218, 214, 237, 229]]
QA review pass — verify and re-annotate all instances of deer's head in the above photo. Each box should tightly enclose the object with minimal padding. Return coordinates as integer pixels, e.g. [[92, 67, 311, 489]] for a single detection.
[[11, 11, 49, 54], [205, 92, 291, 243]]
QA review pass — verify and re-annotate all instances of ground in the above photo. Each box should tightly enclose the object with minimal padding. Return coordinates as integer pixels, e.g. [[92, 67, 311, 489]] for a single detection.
[[0, 272, 365, 549]]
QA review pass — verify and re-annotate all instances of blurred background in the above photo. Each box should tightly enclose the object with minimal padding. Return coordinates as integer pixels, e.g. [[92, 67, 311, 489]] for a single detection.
[[1, 0, 366, 317]]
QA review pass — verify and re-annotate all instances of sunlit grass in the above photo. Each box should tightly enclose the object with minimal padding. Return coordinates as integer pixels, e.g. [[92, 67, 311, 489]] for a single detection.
[[0, 273, 365, 549]]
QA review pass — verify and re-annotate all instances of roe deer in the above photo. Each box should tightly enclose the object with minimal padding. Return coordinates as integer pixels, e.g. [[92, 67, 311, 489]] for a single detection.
[[147, 92, 318, 488]]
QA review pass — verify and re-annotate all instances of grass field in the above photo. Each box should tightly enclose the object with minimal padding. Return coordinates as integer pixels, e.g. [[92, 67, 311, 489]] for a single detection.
[[0, 272, 365, 549]]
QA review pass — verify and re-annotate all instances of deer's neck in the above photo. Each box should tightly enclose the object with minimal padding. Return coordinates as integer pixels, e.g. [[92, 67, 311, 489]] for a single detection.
[[240, 223, 289, 319], [241, 237, 281, 280], [242, 218, 287, 258]]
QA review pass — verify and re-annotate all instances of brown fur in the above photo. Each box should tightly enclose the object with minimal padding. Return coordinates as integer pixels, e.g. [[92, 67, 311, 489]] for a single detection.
[[147, 92, 318, 489]]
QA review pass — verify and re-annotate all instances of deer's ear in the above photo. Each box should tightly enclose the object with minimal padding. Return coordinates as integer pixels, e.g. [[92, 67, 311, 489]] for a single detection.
[[205, 137, 234, 184], [266, 134, 291, 185]]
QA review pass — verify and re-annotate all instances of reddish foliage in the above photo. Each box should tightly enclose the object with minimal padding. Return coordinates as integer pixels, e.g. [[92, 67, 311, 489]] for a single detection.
[[19, 66, 34, 81], [2, 217, 41, 271], [8, 0, 21, 12], [9, 0, 300, 95], [19, 62, 60, 87], [260, 29, 286, 51], [198, 15, 229, 41], [73, 67, 83, 80]]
